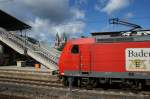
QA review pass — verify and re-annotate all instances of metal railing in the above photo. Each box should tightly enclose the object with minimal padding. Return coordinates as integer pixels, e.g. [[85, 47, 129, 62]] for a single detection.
[[15, 34, 59, 64]]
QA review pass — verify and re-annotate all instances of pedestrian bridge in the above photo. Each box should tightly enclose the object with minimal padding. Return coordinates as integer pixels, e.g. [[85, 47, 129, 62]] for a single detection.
[[0, 28, 60, 71]]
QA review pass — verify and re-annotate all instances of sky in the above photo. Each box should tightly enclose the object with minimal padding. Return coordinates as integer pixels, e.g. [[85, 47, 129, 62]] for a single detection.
[[0, 0, 150, 42]]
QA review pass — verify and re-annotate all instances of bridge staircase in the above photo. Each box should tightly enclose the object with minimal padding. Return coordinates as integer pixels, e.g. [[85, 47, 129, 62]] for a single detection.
[[0, 28, 60, 71]]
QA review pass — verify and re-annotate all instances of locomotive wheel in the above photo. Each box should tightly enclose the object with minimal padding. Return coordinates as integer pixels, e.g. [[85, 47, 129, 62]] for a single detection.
[[129, 80, 143, 92], [86, 78, 98, 89], [92, 79, 98, 88], [86, 84, 93, 90], [62, 77, 69, 86], [138, 82, 142, 89], [103, 84, 109, 90], [84, 78, 92, 90], [77, 78, 81, 87], [135, 81, 143, 91]]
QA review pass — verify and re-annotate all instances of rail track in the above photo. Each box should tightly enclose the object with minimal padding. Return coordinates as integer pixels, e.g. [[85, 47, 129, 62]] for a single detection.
[[0, 68, 57, 81], [0, 76, 149, 98], [0, 68, 63, 88], [0, 76, 63, 88], [0, 68, 149, 98], [0, 68, 52, 74], [1, 76, 149, 96]]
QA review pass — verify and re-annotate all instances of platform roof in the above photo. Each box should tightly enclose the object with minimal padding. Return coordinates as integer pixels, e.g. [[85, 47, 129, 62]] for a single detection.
[[0, 10, 31, 31]]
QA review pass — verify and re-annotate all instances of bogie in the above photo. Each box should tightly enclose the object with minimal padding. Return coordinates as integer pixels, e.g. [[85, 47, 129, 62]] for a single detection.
[[60, 76, 147, 91]]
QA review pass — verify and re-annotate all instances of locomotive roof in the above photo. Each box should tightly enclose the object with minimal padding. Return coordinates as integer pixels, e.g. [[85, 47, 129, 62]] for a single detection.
[[69, 35, 150, 45], [96, 35, 150, 43], [69, 38, 95, 44], [91, 30, 150, 37], [68, 30, 150, 45], [91, 31, 122, 37]]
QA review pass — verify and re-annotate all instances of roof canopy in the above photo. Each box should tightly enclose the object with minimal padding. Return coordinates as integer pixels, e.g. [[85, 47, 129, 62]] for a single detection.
[[0, 10, 31, 31]]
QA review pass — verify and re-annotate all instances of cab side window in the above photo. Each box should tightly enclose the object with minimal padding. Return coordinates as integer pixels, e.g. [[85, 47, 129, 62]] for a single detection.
[[71, 45, 79, 54]]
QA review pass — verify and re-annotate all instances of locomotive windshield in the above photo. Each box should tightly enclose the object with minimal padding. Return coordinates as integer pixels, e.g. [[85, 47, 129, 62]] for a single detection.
[[71, 45, 79, 54]]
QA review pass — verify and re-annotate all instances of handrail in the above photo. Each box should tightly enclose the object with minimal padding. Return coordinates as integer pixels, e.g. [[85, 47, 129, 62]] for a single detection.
[[12, 32, 60, 60]]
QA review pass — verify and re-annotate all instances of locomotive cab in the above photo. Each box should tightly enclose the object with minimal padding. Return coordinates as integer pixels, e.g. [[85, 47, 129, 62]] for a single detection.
[[58, 38, 95, 76]]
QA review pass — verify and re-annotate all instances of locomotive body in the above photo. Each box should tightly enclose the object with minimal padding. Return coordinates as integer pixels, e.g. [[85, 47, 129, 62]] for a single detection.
[[58, 35, 150, 88]]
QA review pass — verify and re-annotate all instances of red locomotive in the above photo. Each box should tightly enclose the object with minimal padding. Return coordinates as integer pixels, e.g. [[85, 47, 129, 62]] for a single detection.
[[58, 33, 150, 89]]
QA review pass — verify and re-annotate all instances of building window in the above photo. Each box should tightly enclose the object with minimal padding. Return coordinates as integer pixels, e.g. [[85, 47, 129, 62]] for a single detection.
[[71, 45, 79, 54]]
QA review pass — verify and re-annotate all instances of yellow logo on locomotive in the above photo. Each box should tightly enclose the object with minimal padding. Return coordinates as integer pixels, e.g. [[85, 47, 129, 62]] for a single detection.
[[129, 59, 146, 69]]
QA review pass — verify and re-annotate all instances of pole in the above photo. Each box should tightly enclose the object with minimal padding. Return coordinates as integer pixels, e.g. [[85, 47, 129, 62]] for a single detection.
[[69, 76, 73, 94]]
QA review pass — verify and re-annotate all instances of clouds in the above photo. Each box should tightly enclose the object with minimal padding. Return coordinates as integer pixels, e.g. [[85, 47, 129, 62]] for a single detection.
[[71, 8, 85, 20], [102, 0, 130, 14], [0, 0, 86, 41], [28, 17, 85, 41], [95, 0, 132, 15], [125, 12, 134, 18], [20, 0, 71, 23]]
